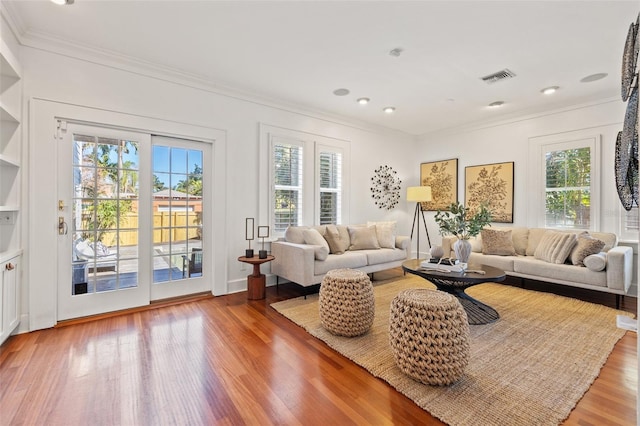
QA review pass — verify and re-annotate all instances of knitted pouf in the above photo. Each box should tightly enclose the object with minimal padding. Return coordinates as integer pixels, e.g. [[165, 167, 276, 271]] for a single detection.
[[389, 289, 470, 386], [319, 268, 375, 337]]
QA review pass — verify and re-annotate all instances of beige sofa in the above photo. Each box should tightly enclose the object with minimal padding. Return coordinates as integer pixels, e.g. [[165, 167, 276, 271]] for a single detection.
[[272, 223, 410, 288], [441, 227, 633, 306]]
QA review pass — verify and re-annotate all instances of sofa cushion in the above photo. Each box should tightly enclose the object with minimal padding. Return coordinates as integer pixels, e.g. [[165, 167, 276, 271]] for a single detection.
[[364, 248, 407, 265], [481, 229, 516, 256], [284, 226, 310, 244], [514, 257, 607, 288], [303, 228, 330, 261], [314, 252, 368, 275], [526, 228, 548, 256], [569, 232, 606, 266], [367, 221, 396, 248], [534, 231, 577, 264], [324, 225, 350, 254], [584, 253, 607, 272], [468, 252, 515, 272], [510, 227, 530, 255], [348, 226, 380, 250]]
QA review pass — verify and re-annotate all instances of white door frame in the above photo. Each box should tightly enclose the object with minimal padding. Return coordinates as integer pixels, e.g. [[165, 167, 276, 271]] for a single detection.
[[29, 98, 227, 330]]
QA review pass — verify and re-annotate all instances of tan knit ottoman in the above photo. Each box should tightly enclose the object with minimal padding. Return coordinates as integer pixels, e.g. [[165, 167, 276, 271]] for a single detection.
[[319, 268, 375, 337], [389, 289, 470, 385]]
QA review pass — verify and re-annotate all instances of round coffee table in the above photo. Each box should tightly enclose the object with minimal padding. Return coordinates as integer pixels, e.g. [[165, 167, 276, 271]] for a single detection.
[[402, 259, 506, 325]]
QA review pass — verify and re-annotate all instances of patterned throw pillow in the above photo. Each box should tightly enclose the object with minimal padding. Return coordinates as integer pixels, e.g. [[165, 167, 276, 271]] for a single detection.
[[480, 229, 516, 256], [534, 231, 578, 264], [569, 232, 605, 266]]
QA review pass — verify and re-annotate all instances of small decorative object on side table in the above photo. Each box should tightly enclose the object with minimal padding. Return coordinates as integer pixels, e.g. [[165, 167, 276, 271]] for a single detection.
[[245, 218, 255, 258], [238, 255, 275, 300], [258, 225, 270, 259]]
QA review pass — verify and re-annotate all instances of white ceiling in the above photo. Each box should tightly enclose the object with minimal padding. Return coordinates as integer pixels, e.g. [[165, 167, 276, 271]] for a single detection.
[[3, 1, 639, 136]]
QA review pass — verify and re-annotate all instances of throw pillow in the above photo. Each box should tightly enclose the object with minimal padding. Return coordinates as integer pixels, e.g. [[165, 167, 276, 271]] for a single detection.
[[481, 229, 516, 256], [348, 226, 381, 251], [367, 221, 396, 249], [284, 226, 309, 244], [534, 231, 578, 264], [324, 225, 349, 255], [569, 232, 606, 266], [583, 253, 607, 272], [302, 228, 330, 261]]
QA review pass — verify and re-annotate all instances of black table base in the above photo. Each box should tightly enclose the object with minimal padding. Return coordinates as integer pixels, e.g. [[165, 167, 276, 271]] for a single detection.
[[432, 280, 500, 325]]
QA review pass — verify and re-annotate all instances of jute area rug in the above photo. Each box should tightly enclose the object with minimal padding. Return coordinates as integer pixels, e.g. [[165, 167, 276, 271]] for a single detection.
[[271, 275, 633, 426]]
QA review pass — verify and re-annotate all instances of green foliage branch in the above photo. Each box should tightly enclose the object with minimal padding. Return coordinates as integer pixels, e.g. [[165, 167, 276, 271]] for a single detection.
[[434, 202, 492, 240]]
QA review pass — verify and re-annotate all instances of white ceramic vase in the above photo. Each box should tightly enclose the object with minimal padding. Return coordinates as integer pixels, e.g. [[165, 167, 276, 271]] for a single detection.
[[453, 238, 472, 264]]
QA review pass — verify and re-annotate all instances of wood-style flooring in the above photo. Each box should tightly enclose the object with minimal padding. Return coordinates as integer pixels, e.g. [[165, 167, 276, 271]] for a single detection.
[[0, 269, 637, 425]]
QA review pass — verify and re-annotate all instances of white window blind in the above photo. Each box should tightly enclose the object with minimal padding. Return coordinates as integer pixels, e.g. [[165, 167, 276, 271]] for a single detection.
[[273, 142, 303, 233], [544, 147, 591, 229], [621, 206, 639, 240], [318, 150, 342, 225]]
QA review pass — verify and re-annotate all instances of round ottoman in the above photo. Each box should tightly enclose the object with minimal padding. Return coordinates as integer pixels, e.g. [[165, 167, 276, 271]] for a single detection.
[[389, 289, 470, 385], [319, 268, 375, 337]]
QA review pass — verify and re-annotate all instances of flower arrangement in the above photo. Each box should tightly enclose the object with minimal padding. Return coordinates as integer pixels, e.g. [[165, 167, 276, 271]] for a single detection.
[[434, 202, 492, 240]]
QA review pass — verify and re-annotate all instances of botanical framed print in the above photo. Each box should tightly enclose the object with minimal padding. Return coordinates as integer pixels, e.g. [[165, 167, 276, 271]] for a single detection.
[[420, 158, 458, 211], [465, 161, 514, 223]]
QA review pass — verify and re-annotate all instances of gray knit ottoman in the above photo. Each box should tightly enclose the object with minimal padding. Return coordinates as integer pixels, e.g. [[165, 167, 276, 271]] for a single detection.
[[389, 288, 470, 385], [319, 268, 375, 337]]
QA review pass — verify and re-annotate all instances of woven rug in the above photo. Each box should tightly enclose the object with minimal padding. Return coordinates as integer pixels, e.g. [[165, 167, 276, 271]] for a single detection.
[[271, 275, 633, 426]]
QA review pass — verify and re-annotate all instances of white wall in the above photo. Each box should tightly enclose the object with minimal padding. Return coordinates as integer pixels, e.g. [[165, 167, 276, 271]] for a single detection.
[[20, 47, 415, 330]]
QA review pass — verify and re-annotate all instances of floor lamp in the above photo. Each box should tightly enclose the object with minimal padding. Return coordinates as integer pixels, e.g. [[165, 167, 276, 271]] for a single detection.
[[407, 186, 432, 259]]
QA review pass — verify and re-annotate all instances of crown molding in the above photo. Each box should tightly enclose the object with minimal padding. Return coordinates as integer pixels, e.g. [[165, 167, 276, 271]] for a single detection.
[[418, 96, 623, 140]]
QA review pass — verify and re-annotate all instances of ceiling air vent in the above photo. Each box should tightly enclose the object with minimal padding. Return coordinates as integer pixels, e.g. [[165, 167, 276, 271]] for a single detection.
[[480, 68, 517, 84]]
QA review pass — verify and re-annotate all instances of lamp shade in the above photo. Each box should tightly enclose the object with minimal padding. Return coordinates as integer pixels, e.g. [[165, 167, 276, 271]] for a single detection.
[[407, 186, 432, 202]]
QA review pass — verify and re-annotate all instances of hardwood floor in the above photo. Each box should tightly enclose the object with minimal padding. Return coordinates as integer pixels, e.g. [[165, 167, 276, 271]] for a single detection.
[[0, 269, 636, 425]]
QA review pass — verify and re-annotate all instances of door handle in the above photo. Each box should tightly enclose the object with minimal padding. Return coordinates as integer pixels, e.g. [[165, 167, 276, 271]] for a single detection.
[[58, 217, 68, 235]]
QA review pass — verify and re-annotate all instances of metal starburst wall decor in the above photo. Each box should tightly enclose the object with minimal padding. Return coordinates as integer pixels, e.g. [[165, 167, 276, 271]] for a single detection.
[[370, 165, 402, 210]]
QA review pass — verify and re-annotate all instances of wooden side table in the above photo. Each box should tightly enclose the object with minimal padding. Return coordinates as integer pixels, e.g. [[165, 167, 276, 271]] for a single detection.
[[238, 255, 275, 300]]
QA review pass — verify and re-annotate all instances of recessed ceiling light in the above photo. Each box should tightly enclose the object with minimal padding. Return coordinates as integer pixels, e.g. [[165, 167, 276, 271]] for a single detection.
[[580, 73, 608, 83], [333, 88, 350, 96], [541, 86, 559, 95], [488, 101, 504, 108], [383, 106, 396, 113], [51, 0, 74, 4], [389, 47, 404, 57], [357, 97, 370, 105]]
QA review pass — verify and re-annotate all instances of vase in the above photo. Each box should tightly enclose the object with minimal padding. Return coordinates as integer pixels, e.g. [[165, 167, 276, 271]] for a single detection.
[[453, 239, 472, 264]]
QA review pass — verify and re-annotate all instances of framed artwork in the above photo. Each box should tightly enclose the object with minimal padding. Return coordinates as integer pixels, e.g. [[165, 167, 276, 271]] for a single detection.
[[465, 161, 514, 223], [419, 158, 458, 211]]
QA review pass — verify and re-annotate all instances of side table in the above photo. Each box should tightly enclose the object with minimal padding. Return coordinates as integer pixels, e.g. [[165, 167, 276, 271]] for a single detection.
[[238, 255, 275, 300]]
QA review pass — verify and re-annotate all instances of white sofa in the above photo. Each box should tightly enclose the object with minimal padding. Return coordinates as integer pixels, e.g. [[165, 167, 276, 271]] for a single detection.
[[441, 227, 633, 307], [271, 223, 410, 288]]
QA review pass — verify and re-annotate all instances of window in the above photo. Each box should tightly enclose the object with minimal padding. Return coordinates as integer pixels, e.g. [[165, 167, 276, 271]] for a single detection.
[[262, 124, 349, 236], [620, 207, 639, 241], [528, 133, 600, 230], [544, 147, 591, 228], [318, 149, 342, 225], [273, 141, 303, 233]]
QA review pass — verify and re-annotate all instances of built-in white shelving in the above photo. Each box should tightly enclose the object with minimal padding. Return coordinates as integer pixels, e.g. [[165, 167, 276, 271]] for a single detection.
[[0, 37, 22, 256]]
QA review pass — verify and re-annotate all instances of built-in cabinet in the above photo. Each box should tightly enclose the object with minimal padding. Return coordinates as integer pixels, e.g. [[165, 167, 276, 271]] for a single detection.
[[0, 254, 20, 343], [0, 37, 22, 343]]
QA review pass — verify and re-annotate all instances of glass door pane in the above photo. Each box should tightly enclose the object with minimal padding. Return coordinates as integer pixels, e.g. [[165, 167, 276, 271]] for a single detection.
[[152, 145, 204, 283], [71, 134, 140, 295]]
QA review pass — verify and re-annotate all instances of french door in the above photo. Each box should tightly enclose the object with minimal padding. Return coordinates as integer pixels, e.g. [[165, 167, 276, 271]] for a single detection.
[[57, 123, 210, 320]]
